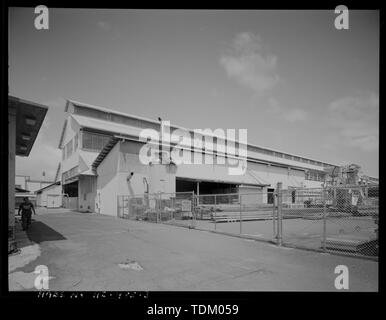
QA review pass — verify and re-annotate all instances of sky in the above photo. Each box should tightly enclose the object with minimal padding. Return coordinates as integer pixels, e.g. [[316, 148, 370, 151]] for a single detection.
[[9, 8, 379, 180]]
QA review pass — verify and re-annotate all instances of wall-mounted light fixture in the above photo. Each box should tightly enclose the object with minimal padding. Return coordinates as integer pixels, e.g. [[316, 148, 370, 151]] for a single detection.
[[126, 172, 134, 182]]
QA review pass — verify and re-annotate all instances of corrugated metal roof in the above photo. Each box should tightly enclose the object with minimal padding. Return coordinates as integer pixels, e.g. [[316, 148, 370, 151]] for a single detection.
[[68, 99, 160, 126], [66, 100, 340, 171], [71, 114, 142, 137]]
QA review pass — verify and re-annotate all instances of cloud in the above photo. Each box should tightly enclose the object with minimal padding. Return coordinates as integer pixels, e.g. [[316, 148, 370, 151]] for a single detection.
[[97, 21, 112, 31], [267, 97, 308, 122], [283, 108, 308, 122], [267, 97, 281, 113], [328, 92, 378, 152], [221, 33, 306, 123], [220, 32, 279, 95]]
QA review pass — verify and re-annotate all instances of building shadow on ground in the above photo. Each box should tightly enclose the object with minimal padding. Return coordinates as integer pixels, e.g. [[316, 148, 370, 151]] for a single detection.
[[26, 221, 67, 244]]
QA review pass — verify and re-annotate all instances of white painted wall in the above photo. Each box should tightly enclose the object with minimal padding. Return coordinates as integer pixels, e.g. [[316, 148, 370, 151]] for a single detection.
[[61, 116, 81, 174], [96, 143, 120, 216], [15, 177, 53, 192], [78, 175, 97, 212], [118, 141, 151, 196], [36, 184, 62, 207], [15, 176, 26, 189], [238, 186, 264, 205]]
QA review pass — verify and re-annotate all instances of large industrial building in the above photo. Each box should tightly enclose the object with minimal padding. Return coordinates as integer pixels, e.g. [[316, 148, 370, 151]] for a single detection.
[[58, 99, 341, 216]]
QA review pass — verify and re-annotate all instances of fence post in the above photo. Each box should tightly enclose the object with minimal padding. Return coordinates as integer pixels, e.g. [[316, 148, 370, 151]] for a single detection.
[[272, 192, 277, 241], [214, 195, 217, 230], [322, 187, 327, 252], [277, 182, 283, 246], [157, 192, 160, 223], [191, 191, 195, 228], [239, 194, 242, 234]]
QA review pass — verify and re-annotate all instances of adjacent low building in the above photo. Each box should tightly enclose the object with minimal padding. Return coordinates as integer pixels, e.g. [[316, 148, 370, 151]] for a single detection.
[[35, 181, 62, 208], [15, 175, 54, 193], [58, 99, 338, 216]]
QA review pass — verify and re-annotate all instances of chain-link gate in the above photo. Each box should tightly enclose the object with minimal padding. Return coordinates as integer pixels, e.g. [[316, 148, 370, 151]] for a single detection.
[[275, 184, 378, 258], [193, 192, 276, 242]]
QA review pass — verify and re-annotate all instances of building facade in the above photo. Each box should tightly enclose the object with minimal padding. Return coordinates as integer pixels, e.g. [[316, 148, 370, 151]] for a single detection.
[[35, 181, 62, 208], [15, 175, 53, 193], [58, 99, 337, 216]]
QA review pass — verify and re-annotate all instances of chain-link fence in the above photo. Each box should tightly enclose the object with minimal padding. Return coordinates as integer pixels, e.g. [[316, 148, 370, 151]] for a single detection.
[[117, 183, 378, 259], [277, 184, 378, 258], [117, 192, 196, 227], [194, 192, 275, 242]]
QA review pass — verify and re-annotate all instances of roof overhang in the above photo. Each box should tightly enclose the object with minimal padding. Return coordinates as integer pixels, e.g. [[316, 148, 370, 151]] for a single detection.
[[62, 175, 79, 185], [15, 187, 30, 193], [9, 96, 48, 157], [176, 176, 268, 187], [35, 181, 61, 194]]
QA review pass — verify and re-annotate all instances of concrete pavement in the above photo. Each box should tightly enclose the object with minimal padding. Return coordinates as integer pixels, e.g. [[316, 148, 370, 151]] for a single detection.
[[9, 209, 378, 291]]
